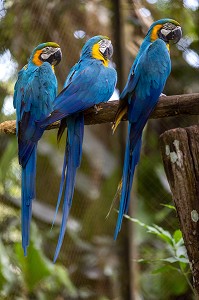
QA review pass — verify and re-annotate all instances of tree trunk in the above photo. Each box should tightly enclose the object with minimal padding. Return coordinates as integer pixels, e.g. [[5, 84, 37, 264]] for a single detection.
[[159, 125, 199, 294]]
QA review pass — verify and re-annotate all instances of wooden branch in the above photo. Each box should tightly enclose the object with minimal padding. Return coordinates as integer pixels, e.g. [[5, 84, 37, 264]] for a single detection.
[[0, 93, 199, 135], [160, 125, 199, 294]]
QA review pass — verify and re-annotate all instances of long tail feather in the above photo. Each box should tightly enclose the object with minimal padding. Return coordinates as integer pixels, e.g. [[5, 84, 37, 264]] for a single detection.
[[53, 114, 84, 262], [57, 118, 67, 144], [51, 150, 68, 229], [21, 144, 37, 255], [114, 124, 142, 239]]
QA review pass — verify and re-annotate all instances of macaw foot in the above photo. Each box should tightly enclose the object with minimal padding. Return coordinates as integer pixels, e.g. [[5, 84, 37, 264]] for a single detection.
[[93, 104, 103, 114], [160, 93, 167, 97]]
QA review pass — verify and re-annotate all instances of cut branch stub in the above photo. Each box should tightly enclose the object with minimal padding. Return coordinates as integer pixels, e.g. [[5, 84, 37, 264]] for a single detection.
[[0, 93, 199, 135], [160, 125, 199, 294]]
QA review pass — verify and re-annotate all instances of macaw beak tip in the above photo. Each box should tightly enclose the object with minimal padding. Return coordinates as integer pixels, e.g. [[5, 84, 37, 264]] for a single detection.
[[53, 49, 62, 66], [167, 26, 183, 44], [104, 44, 113, 60], [173, 26, 183, 43]]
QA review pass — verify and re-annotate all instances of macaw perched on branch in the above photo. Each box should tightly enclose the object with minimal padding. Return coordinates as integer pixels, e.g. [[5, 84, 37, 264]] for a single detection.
[[112, 19, 182, 239], [41, 35, 117, 262], [13, 42, 62, 255]]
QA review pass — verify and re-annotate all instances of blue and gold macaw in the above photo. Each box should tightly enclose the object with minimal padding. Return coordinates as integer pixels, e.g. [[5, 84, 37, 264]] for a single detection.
[[112, 19, 182, 238], [41, 35, 117, 262], [13, 42, 62, 255]]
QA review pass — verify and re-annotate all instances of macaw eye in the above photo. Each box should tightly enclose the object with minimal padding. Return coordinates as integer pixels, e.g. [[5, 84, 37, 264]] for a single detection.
[[43, 47, 50, 52], [99, 39, 106, 47]]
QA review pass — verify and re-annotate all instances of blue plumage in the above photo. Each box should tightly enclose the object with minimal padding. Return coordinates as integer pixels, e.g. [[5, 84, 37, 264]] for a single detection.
[[113, 19, 182, 238], [41, 35, 117, 262], [13, 42, 62, 255]]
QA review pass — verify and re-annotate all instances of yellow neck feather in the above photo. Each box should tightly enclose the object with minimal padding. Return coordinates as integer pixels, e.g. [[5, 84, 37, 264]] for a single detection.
[[32, 50, 43, 66], [150, 24, 170, 52], [150, 24, 163, 42], [32, 50, 56, 70], [92, 43, 108, 67]]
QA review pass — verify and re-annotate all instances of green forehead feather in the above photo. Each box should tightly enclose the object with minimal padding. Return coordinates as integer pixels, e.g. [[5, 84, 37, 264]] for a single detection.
[[168, 19, 180, 26], [35, 42, 60, 51], [97, 35, 110, 42], [45, 42, 60, 48], [103, 36, 110, 39]]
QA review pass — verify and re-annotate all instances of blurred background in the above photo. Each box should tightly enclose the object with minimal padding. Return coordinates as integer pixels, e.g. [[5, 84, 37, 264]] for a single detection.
[[0, 0, 199, 299]]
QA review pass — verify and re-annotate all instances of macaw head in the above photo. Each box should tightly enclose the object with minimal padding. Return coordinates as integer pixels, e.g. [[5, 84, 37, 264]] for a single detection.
[[80, 35, 113, 66], [148, 19, 182, 44], [30, 42, 62, 67]]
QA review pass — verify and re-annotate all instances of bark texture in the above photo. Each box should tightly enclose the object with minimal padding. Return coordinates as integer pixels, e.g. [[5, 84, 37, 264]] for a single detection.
[[0, 93, 199, 135], [160, 125, 199, 294]]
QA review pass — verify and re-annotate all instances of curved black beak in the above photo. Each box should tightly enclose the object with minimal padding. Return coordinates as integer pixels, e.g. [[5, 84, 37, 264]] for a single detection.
[[52, 48, 62, 66], [166, 26, 182, 43], [103, 43, 113, 60], [159, 26, 182, 44]]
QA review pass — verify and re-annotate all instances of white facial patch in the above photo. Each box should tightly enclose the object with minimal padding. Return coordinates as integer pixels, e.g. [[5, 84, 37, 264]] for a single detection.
[[99, 39, 111, 54], [161, 28, 171, 37], [41, 47, 60, 60]]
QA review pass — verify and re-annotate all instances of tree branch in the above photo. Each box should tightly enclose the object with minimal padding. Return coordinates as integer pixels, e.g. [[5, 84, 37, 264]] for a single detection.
[[0, 93, 199, 135]]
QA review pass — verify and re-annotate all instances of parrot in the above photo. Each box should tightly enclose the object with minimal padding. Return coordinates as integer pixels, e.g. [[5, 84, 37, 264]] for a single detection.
[[40, 35, 117, 262], [13, 42, 62, 256], [112, 19, 182, 239]]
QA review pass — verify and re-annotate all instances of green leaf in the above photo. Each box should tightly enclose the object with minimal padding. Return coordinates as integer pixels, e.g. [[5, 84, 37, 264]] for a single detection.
[[161, 256, 189, 264], [14, 224, 52, 292], [177, 257, 189, 264], [152, 225, 174, 246], [161, 257, 179, 263], [152, 265, 179, 274], [52, 265, 77, 296], [176, 246, 187, 259], [180, 261, 189, 271], [173, 230, 182, 243], [160, 204, 176, 211], [125, 215, 174, 245]]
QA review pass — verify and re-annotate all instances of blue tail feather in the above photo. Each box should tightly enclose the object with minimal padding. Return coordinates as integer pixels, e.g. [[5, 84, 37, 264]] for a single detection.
[[53, 113, 84, 262], [51, 150, 68, 229], [114, 124, 142, 240], [21, 144, 37, 255]]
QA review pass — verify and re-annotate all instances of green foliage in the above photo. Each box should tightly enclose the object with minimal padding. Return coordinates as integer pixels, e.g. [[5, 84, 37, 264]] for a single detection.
[[0, 219, 77, 300], [125, 213, 195, 297]]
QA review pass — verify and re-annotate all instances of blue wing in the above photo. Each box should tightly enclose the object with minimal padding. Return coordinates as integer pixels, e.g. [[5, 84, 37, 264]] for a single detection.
[[41, 60, 117, 127], [14, 62, 57, 166]]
